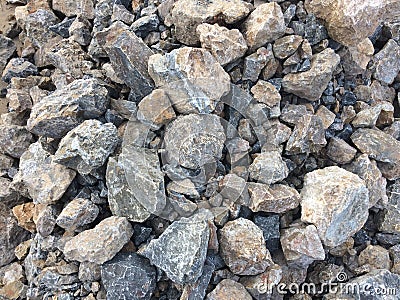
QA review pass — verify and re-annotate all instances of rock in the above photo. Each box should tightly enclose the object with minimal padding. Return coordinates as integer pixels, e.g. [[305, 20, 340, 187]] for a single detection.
[[315, 106, 336, 129], [54, 120, 119, 174], [372, 39, 400, 85], [52, 0, 95, 19], [12, 202, 36, 233], [166, 0, 252, 45], [137, 89, 176, 130], [264, 122, 292, 147], [280, 224, 325, 268], [78, 261, 101, 282], [344, 154, 388, 208], [254, 215, 280, 252], [206, 279, 252, 300], [248, 183, 300, 214], [242, 46, 274, 82], [358, 245, 391, 271], [273, 35, 303, 60], [0, 203, 29, 267], [0, 125, 33, 158], [251, 80, 281, 109], [378, 182, 400, 234], [106, 156, 151, 222], [101, 252, 156, 300], [242, 2, 286, 51], [326, 137, 357, 164], [352, 105, 383, 128], [13, 142, 76, 204], [218, 174, 248, 203], [56, 198, 99, 231], [300, 166, 369, 247], [1, 58, 38, 83], [351, 128, 400, 180], [69, 16, 92, 46], [6, 88, 33, 113], [390, 245, 400, 275], [197, 23, 247, 66], [32, 204, 56, 237], [219, 218, 272, 275], [63, 216, 133, 264], [24, 9, 60, 48], [27, 78, 109, 138], [249, 151, 289, 184], [49, 17, 74, 38], [180, 262, 214, 300], [130, 14, 159, 38], [281, 104, 312, 126], [0, 177, 21, 208], [339, 38, 374, 75], [148, 47, 230, 114], [240, 264, 282, 298], [0, 35, 16, 74], [111, 1, 135, 24], [141, 211, 211, 284]]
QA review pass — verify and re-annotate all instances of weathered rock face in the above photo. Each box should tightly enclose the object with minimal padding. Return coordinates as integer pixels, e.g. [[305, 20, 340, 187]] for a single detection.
[[242, 46, 275, 82], [12, 202, 36, 233], [102, 252, 156, 300], [242, 2, 286, 51], [24, 9, 60, 48], [1, 58, 38, 83], [249, 151, 289, 184], [358, 245, 391, 271], [250, 80, 281, 109], [12, 142, 76, 205], [166, 0, 252, 45], [141, 211, 211, 284], [27, 79, 109, 138], [378, 182, 400, 235], [56, 198, 99, 231], [0, 35, 16, 74], [351, 128, 400, 180], [54, 120, 119, 175], [326, 137, 357, 164], [0, 125, 33, 158], [273, 35, 303, 60], [63, 216, 133, 264], [207, 279, 252, 300], [372, 39, 400, 85], [52, 0, 95, 19], [148, 47, 231, 114], [197, 23, 247, 66], [300, 166, 369, 247], [219, 218, 272, 276]]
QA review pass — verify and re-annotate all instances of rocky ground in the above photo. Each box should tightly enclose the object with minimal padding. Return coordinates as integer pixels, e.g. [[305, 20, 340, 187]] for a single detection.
[[0, 0, 400, 299]]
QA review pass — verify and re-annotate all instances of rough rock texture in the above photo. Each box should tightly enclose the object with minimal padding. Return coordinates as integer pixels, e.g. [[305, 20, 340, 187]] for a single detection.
[[12, 142, 76, 205], [27, 79, 109, 138], [207, 279, 252, 300], [282, 48, 340, 101], [56, 198, 99, 231], [148, 47, 230, 114], [197, 23, 247, 66], [219, 218, 272, 276], [141, 211, 211, 284], [242, 2, 286, 50], [358, 245, 391, 271], [102, 252, 156, 300], [273, 35, 303, 60], [250, 80, 281, 109], [12, 202, 36, 233], [0, 35, 16, 74], [54, 120, 119, 174], [372, 39, 400, 85], [248, 151, 289, 184], [63, 216, 133, 264], [300, 166, 369, 247], [1, 58, 38, 83], [52, 0, 95, 19], [0, 125, 33, 158], [326, 137, 357, 164]]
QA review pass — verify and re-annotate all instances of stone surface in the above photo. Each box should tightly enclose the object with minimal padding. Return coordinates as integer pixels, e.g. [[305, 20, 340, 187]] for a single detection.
[[0, 125, 33, 158], [12, 142, 76, 205], [339, 38, 374, 75], [0, 35, 16, 74], [248, 183, 300, 213], [219, 218, 272, 276], [251, 80, 281, 109], [27, 79, 109, 138], [69, 16, 92, 46], [372, 39, 400, 85], [254, 215, 280, 252], [280, 224, 325, 268], [12, 202, 36, 233], [358, 245, 391, 271], [1, 58, 38, 83], [54, 120, 119, 175], [197, 23, 247, 66], [24, 9, 60, 48], [52, 0, 95, 19], [249, 151, 289, 184], [301, 166, 369, 247], [101, 252, 156, 300], [56, 198, 99, 231], [282, 48, 340, 101], [378, 182, 400, 235], [273, 35, 303, 60], [148, 47, 230, 114], [207, 279, 252, 300], [141, 211, 211, 284], [315, 106, 336, 129], [242, 2, 286, 50], [63, 216, 133, 264], [326, 137, 357, 164], [243, 46, 275, 82]]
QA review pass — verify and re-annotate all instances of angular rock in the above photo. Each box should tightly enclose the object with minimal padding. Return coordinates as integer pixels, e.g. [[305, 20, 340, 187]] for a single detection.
[[56, 198, 99, 231], [1, 58, 38, 83], [130, 14, 159, 38], [358, 245, 391, 271], [69, 16, 92, 46], [254, 215, 280, 252], [282, 48, 340, 101], [300, 166, 369, 247], [326, 137, 357, 164], [197, 23, 247, 66], [390, 245, 400, 275], [218, 174, 248, 203], [372, 39, 400, 85], [166, 0, 252, 45], [0, 177, 21, 208], [13, 142, 76, 204], [273, 35, 303, 60], [63, 216, 133, 264], [249, 151, 289, 184], [242, 2, 286, 50], [148, 47, 230, 114], [141, 211, 211, 284], [248, 183, 300, 214], [102, 252, 156, 300], [180, 262, 214, 300], [219, 218, 272, 275], [24, 9, 60, 48], [32, 204, 56, 237], [280, 224, 325, 268], [207, 279, 252, 300], [251, 80, 281, 109], [54, 120, 119, 174], [52, 0, 95, 19], [315, 106, 336, 129], [339, 38, 374, 75], [27, 78, 109, 138], [0, 125, 33, 158], [12, 202, 36, 233], [242, 46, 274, 82], [378, 182, 400, 235], [0, 35, 16, 74]]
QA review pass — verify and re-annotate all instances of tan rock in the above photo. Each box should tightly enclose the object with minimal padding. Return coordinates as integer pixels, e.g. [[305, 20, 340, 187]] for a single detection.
[[339, 38, 374, 74], [207, 279, 252, 300], [326, 137, 357, 164], [273, 35, 303, 59], [315, 105, 336, 129], [12, 203, 36, 233], [53, 0, 95, 19], [251, 80, 281, 108], [358, 245, 391, 271], [56, 198, 99, 231], [249, 151, 289, 184]]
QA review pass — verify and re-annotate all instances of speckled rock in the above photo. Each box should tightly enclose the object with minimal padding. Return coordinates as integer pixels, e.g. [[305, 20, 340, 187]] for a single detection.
[[0, 35, 16, 74], [242, 46, 275, 82], [27, 79, 109, 138], [251, 80, 281, 109], [141, 210, 211, 284], [197, 23, 247, 66], [282, 48, 340, 101], [24, 9, 60, 48], [53, 120, 119, 174], [372, 39, 400, 85], [102, 252, 156, 300], [358, 245, 391, 271], [1, 58, 37, 83], [249, 151, 289, 184], [63, 216, 133, 264], [219, 218, 272, 276], [301, 166, 369, 247], [273, 35, 303, 60], [207, 279, 252, 300], [242, 2, 285, 50], [52, 0, 95, 19], [12, 202, 36, 233], [0, 125, 33, 158], [326, 137, 357, 164], [56, 198, 99, 231]]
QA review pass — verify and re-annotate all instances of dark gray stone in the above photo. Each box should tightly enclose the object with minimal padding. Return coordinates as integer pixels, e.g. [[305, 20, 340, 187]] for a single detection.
[[254, 215, 280, 251], [1, 58, 38, 83]]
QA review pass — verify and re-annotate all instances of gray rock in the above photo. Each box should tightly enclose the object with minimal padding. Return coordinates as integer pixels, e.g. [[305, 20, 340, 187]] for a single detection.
[[27, 78, 109, 138], [130, 14, 159, 38], [378, 182, 400, 235], [326, 137, 357, 164], [0, 177, 21, 208], [68, 16, 92, 46], [373, 39, 400, 85], [111, 2, 135, 24], [141, 210, 211, 284], [52, 0, 95, 19], [0, 124, 33, 158], [101, 252, 156, 300], [25, 9, 60, 48], [54, 120, 119, 174], [219, 218, 272, 276], [0, 35, 16, 74], [254, 215, 280, 251], [207, 279, 252, 300], [280, 104, 312, 126], [181, 262, 214, 300], [78, 261, 101, 282], [1, 58, 38, 83], [301, 166, 369, 247], [249, 151, 289, 184], [243, 46, 275, 82], [33, 204, 56, 237], [56, 198, 99, 231], [63, 216, 133, 264]]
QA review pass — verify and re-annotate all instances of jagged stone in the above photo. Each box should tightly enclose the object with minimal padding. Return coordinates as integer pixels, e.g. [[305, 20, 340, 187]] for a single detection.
[[326, 137, 357, 164], [0, 124, 33, 158], [372, 39, 400, 85], [52, 0, 95, 19], [249, 151, 289, 184], [56, 198, 99, 231], [1, 58, 38, 83], [207, 279, 252, 300]]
